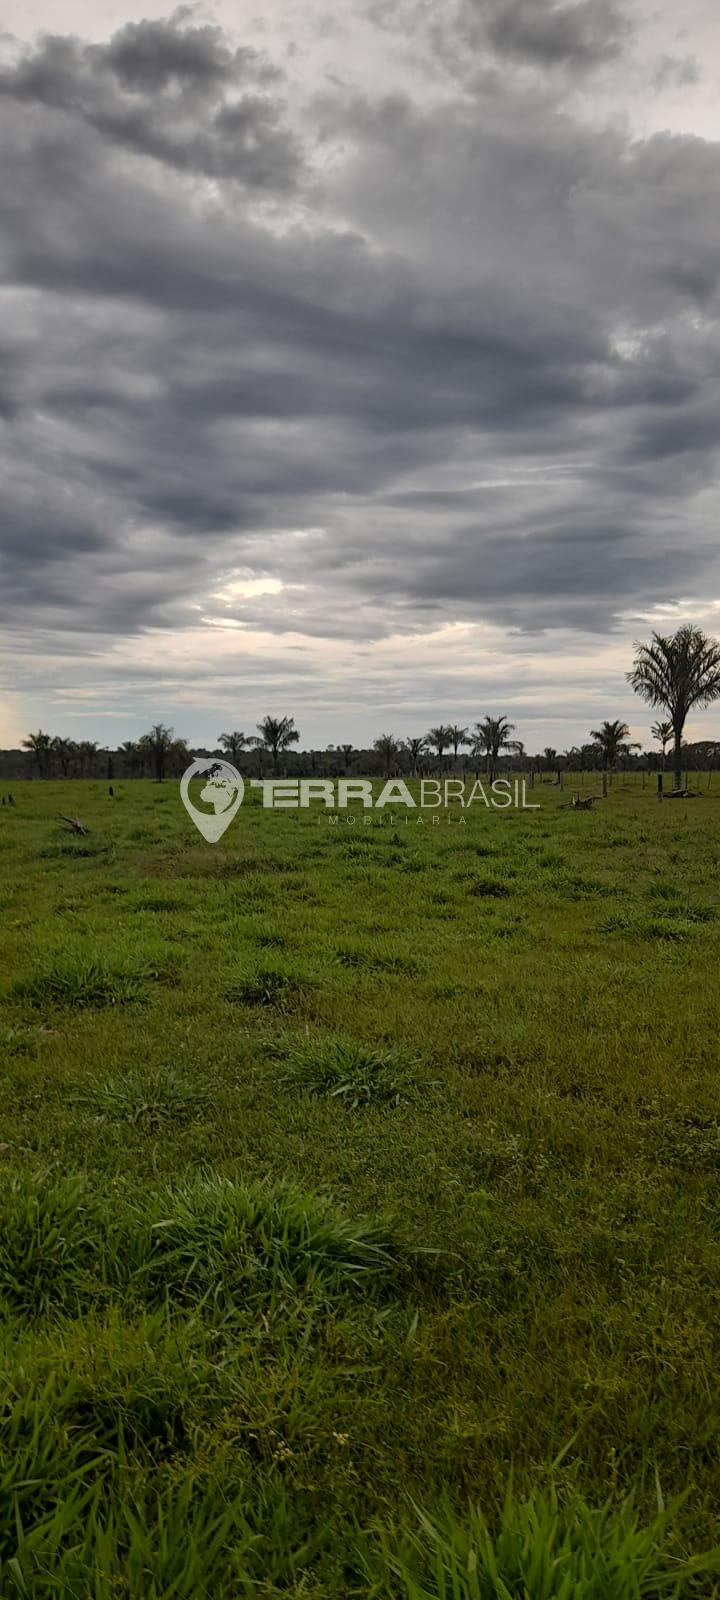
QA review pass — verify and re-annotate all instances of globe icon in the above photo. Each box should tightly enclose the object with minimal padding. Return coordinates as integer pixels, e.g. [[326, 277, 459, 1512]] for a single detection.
[[180, 758, 244, 841], [199, 763, 242, 814]]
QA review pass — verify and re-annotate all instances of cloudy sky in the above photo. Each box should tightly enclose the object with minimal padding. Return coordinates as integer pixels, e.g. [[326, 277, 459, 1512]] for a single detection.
[[1, 0, 720, 753]]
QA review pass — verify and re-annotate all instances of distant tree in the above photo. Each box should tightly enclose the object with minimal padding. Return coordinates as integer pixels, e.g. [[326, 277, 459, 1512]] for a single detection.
[[251, 716, 300, 774], [629, 626, 720, 792], [580, 742, 602, 771], [218, 731, 248, 767], [373, 733, 399, 776], [341, 743, 354, 772], [140, 723, 175, 782], [427, 725, 452, 768], [77, 740, 99, 778], [447, 724, 470, 766], [51, 736, 76, 777], [651, 720, 673, 770], [120, 740, 143, 777], [22, 730, 52, 776], [404, 736, 427, 776], [472, 716, 516, 781], [168, 737, 191, 776]]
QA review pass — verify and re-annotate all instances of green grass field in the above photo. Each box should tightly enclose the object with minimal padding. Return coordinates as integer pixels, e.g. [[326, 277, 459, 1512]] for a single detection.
[[1, 777, 720, 1596]]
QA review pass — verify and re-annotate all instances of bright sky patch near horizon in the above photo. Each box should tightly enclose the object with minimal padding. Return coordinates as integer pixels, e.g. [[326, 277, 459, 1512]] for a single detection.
[[1, 0, 720, 752]]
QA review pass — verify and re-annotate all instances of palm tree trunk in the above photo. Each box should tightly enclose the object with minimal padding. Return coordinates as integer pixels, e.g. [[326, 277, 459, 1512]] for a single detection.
[[673, 725, 683, 791]]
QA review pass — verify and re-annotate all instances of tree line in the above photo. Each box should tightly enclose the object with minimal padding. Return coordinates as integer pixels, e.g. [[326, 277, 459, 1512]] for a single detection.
[[12, 625, 720, 792]]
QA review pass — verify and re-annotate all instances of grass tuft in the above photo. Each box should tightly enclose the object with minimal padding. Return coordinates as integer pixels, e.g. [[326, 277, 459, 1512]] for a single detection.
[[278, 1036, 421, 1108], [374, 1485, 720, 1598], [13, 957, 170, 1010], [76, 1066, 210, 1129], [223, 967, 306, 1010], [467, 878, 512, 899]]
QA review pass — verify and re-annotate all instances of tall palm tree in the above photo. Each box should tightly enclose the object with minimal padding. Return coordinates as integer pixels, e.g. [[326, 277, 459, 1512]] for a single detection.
[[22, 730, 52, 776], [590, 719, 634, 775], [447, 724, 470, 766], [373, 733, 399, 776], [427, 725, 451, 768], [472, 716, 516, 781], [218, 731, 248, 767], [251, 716, 300, 774], [629, 626, 720, 790], [404, 736, 427, 776], [651, 720, 673, 771]]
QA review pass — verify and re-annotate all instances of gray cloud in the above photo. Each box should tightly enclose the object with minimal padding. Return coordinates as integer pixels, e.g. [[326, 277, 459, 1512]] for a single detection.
[[484, 0, 629, 67], [653, 53, 700, 91], [1, 5, 720, 741], [0, 13, 301, 186]]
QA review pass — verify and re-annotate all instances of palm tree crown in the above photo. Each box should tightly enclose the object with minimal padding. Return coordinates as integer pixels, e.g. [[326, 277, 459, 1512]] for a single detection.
[[590, 719, 632, 770], [427, 725, 452, 763], [447, 724, 470, 763], [404, 736, 427, 775], [218, 731, 247, 766], [373, 733, 399, 775], [472, 716, 515, 779], [251, 716, 300, 772], [650, 720, 673, 768], [22, 730, 52, 775]]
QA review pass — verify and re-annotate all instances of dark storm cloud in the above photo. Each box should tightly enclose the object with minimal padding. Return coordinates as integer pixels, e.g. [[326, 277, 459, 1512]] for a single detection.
[[364, 0, 630, 84], [0, 13, 301, 187], [483, 0, 629, 67], [1, 4, 720, 678]]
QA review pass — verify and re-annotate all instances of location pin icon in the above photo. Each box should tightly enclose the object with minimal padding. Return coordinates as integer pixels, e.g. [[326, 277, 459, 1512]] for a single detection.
[[180, 758, 244, 843]]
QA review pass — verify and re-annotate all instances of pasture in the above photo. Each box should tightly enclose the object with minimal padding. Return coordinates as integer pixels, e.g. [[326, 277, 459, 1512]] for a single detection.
[[1, 777, 720, 1596]]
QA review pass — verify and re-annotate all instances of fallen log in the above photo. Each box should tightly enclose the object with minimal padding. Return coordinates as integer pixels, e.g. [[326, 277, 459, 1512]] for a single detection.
[[59, 815, 89, 835]]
